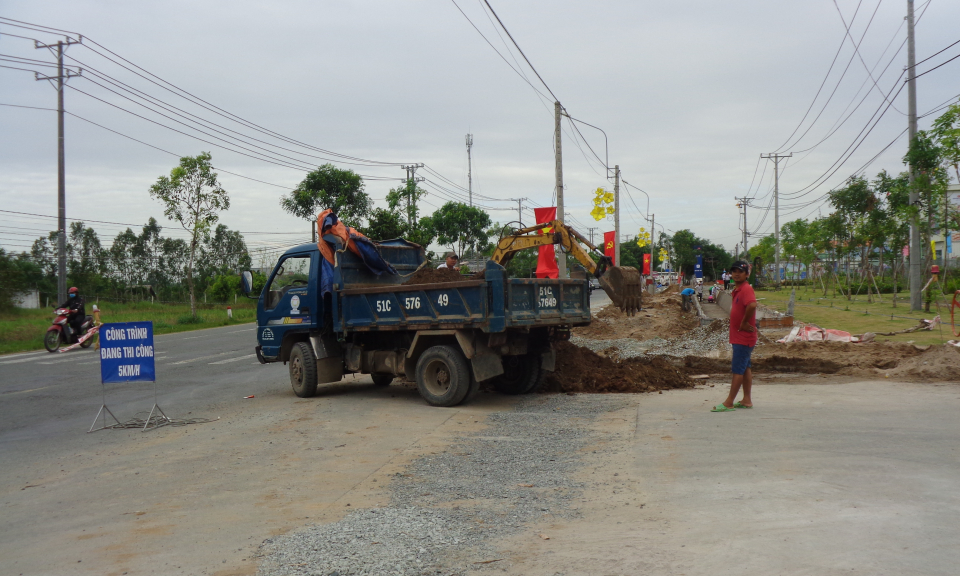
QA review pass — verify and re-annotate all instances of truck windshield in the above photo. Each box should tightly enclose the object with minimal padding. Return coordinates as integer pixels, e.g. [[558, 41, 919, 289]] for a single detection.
[[265, 254, 311, 310]]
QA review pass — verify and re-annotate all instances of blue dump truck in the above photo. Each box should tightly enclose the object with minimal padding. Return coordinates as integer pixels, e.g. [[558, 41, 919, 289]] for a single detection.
[[241, 237, 592, 407]]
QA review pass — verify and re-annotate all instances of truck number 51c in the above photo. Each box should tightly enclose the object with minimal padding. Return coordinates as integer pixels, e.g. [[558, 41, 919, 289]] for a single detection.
[[376, 299, 392, 312]]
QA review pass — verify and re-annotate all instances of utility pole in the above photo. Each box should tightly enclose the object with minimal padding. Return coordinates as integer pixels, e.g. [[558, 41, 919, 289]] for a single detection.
[[613, 165, 621, 267], [465, 134, 473, 207], [761, 153, 792, 289], [35, 37, 82, 305], [735, 197, 755, 259], [907, 0, 922, 310], [509, 198, 526, 227], [587, 227, 597, 246], [400, 163, 424, 227], [554, 101, 566, 278]]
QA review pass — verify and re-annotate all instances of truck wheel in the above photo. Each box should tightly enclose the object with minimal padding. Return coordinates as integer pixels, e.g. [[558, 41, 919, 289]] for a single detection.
[[44, 330, 62, 353], [289, 342, 318, 398], [415, 345, 471, 407], [492, 354, 543, 395], [371, 373, 394, 387]]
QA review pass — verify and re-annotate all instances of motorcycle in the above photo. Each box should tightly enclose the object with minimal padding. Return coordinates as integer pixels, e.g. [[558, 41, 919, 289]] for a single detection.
[[45, 308, 95, 352]]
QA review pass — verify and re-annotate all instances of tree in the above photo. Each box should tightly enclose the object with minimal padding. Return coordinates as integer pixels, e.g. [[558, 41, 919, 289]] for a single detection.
[[431, 202, 492, 259], [364, 208, 407, 241], [149, 152, 230, 318], [0, 248, 28, 310], [386, 181, 428, 227], [931, 100, 960, 182], [280, 164, 370, 228]]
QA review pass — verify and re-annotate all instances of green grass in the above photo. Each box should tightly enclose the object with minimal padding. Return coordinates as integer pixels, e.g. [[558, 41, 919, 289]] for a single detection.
[[0, 300, 258, 355], [756, 285, 958, 346]]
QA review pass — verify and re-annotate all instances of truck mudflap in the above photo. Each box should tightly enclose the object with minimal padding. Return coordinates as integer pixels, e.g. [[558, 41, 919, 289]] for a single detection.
[[541, 346, 557, 372], [255, 345, 267, 364]]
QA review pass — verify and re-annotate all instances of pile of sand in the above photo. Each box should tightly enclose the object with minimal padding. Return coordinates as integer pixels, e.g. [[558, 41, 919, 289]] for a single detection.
[[574, 292, 699, 341], [542, 341, 693, 394], [882, 345, 960, 381]]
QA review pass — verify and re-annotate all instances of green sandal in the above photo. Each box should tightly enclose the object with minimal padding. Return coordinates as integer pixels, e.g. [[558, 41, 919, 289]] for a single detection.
[[711, 404, 736, 412], [733, 402, 753, 409]]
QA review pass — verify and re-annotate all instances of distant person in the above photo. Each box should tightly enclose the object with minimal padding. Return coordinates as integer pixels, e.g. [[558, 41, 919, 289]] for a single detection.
[[437, 252, 460, 271], [695, 279, 703, 302], [680, 286, 695, 312], [722, 270, 731, 290], [712, 261, 757, 412]]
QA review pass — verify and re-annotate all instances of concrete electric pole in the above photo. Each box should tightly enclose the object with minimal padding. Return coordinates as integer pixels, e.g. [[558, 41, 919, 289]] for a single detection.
[[907, 0, 922, 311], [736, 197, 755, 260], [35, 37, 81, 305], [465, 134, 473, 207], [613, 165, 621, 267], [400, 163, 424, 227], [761, 153, 792, 289], [554, 101, 566, 278]]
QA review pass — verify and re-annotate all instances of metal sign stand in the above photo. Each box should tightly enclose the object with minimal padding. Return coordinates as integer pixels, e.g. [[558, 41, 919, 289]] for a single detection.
[[88, 383, 121, 433], [142, 380, 172, 432]]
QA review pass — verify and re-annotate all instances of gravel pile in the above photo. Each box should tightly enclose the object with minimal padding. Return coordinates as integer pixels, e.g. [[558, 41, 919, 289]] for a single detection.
[[570, 335, 668, 359], [572, 319, 731, 360], [257, 395, 630, 576], [644, 319, 731, 357]]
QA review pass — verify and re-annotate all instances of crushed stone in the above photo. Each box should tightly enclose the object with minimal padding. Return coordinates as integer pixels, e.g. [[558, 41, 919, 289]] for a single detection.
[[256, 395, 631, 576]]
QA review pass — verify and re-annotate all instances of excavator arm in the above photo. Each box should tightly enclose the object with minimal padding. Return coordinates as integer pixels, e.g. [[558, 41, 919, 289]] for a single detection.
[[490, 220, 642, 315]]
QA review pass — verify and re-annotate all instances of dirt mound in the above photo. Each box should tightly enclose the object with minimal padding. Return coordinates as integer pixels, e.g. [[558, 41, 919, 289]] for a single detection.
[[402, 267, 468, 285], [575, 293, 699, 341], [883, 345, 960, 381], [542, 341, 694, 394]]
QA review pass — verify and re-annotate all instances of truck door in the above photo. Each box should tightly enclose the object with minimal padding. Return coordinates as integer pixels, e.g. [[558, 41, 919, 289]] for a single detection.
[[258, 252, 316, 358]]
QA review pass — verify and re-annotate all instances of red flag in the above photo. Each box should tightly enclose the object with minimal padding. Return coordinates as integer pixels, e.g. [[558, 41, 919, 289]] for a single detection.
[[534, 207, 558, 279], [642, 253, 651, 275], [603, 231, 616, 266]]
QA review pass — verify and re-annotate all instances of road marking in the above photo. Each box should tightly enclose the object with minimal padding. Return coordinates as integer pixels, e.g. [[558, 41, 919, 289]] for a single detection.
[[37, 358, 75, 365], [170, 350, 242, 365], [1, 385, 55, 396], [0, 350, 49, 361], [209, 354, 256, 365], [0, 354, 54, 365], [182, 335, 204, 340]]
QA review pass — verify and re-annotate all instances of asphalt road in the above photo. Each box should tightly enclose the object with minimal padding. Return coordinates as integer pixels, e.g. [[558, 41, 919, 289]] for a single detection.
[[0, 323, 280, 447]]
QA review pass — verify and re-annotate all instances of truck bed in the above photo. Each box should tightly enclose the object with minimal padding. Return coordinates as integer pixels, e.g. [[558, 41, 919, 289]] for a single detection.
[[334, 261, 590, 333]]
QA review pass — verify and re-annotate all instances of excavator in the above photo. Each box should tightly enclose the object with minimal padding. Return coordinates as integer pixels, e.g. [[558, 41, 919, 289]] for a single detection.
[[489, 220, 643, 315]]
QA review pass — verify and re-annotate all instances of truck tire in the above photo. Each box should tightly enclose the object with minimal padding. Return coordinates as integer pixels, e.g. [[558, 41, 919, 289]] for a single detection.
[[289, 342, 318, 398], [492, 354, 543, 395], [415, 345, 471, 407], [371, 373, 394, 387]]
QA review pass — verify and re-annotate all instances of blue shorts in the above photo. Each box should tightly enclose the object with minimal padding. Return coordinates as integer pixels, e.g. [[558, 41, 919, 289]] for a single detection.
[[731, 343, 754, 375]]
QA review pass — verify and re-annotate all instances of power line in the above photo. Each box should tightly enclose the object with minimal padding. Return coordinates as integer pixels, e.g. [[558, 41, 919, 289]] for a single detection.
[[479, 0, 559, 103]]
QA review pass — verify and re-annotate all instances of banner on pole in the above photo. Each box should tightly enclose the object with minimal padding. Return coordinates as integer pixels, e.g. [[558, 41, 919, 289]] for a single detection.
[[694, 255, 703, 278], [99, 322, 156, 383], [642, 253, 651, 275], [534, 207, 559, 279], [603, 231, 616, 266]]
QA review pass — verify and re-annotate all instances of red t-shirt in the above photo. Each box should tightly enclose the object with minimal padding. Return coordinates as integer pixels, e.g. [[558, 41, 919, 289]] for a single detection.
[[729, 282, 758, 346]]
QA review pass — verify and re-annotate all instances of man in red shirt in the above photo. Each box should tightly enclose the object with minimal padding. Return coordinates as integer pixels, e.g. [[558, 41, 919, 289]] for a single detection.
[[713, 260, 758, 412]]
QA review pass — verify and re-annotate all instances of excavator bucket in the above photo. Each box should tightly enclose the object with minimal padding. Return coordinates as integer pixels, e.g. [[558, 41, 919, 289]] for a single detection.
[[599, 266, 643, 316]]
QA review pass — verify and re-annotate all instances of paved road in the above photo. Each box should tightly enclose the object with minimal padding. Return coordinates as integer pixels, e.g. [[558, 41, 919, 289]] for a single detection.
[[0, 323, 283, 447]]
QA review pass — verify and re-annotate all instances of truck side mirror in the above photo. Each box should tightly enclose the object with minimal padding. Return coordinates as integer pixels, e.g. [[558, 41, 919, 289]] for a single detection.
[[240, 271, 254, 295]]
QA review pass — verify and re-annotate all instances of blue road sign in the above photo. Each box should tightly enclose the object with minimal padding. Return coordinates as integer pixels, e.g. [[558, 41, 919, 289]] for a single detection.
[[99, 322, 156, 383]]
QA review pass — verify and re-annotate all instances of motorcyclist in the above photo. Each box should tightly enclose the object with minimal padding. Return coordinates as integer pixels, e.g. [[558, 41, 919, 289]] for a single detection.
[[56, 287, 86, 340]]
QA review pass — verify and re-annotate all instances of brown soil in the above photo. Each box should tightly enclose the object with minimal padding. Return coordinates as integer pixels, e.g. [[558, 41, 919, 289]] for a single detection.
[[402, 267, 470, 285], [883, 345, 960, 380], [542, 340, 694, 394], [678, 341, 960, 381], [575, 291, 699, 341]]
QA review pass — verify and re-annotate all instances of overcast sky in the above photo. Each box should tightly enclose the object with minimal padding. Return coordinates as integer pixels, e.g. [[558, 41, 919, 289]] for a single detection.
[[2, 0, 958, 261]]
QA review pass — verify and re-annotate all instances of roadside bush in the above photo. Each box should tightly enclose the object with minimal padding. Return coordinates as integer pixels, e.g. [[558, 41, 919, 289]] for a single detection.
[[177, 314, 204, 325]]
